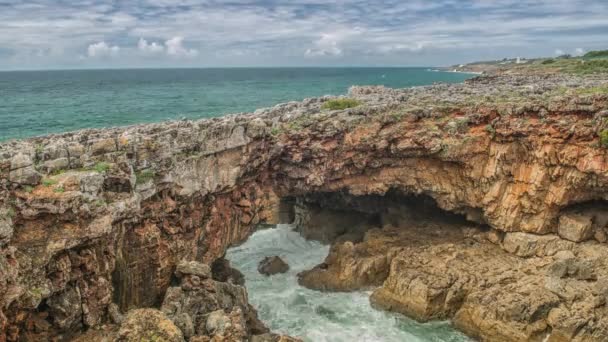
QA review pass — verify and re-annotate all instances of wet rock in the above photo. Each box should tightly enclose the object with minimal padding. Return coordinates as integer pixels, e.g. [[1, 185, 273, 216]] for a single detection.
[[211, 258, 245, 285], [258, 256, 289, 276], [118, 308, 184, 342]]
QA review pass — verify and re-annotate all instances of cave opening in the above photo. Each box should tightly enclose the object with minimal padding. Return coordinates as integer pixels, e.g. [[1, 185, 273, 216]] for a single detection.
[[282, 189, 482, 245]]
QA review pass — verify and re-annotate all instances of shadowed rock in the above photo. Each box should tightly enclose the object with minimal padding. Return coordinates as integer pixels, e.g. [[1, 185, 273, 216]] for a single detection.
[[258, 256, 289, 276]]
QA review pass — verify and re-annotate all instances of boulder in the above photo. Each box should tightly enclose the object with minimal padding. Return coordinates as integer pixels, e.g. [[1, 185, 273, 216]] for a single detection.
[[8, 153, 41, 185], [558, 214, 594, 242], [258, 256, 289, 276], [175, 260, 211, 279]]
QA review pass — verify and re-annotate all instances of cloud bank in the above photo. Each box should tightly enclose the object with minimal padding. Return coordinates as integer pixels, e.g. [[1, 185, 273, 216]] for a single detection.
[[0, 0, 606, 69]]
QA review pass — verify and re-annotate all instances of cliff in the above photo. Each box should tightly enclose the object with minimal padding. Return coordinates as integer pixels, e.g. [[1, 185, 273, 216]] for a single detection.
[[1, 73, 607, 341]]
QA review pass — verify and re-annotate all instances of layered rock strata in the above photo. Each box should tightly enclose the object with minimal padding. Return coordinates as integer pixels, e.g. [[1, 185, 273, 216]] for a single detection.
[[0, 73, 607, 341]]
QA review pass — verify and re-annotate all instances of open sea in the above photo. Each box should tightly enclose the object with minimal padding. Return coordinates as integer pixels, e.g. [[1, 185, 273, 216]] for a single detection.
[[0, 68, 472, 141]]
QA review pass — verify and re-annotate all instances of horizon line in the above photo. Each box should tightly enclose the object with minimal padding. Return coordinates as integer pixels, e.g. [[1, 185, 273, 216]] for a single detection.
[[0, 65, 453, 72]]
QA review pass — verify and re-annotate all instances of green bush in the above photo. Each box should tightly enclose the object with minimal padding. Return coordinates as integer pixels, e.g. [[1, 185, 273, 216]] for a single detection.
[[584, 50, 608, 59], [600, 130, 608, 148], [574, 60, 608, 74], [42, 179, 57, 187], [94, 162, 111, 173], [322, 98, 361, 110], [541, 59, 555, 65], [136, 170, 155, 184]]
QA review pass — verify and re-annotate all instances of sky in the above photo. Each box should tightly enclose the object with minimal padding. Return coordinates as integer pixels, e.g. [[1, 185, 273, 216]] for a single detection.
[[0, 0, 607, 70]]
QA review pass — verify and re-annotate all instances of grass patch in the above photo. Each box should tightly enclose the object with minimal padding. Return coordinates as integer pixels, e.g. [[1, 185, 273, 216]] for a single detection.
[[584, 50, 608, 59], [136, 170, 155, 185], [322, 98, 361, 110], [574, 60, 608, 74], [573, 86, 608, 96], [270, 127, 281, 136], [42, 179, 57, 187], [24, 186, 34, 193], [541, 59, 555, 65], [600, 130, 608, 148], [53, 186, 65, 193], [94, 162, 111, 173]]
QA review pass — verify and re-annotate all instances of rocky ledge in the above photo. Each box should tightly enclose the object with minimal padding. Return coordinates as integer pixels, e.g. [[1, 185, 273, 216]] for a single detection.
[[0, 73, 607, 341]]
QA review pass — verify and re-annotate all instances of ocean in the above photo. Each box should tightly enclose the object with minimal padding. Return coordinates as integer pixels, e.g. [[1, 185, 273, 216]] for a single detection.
[[0, 68, 473, 141], [227, 225, 470, 342]]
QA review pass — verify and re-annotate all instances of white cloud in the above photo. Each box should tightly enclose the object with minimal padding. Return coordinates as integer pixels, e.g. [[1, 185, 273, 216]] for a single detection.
[[138, 38, 165, 54], [87, 41, 120, 57], [165, 36, 199, 58], [574, 47, 585, 56], [554, 49, 565, 56]]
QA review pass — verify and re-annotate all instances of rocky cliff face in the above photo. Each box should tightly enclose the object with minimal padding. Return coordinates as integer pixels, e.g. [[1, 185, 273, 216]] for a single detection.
[[0, 74, 607, 341]]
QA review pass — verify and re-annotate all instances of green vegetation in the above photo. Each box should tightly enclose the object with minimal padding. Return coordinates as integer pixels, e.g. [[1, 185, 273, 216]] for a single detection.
[[541, 59, 555, 65], [53, 186, 65, 193], [1, 207, 15, 219], [42, 178, 57, 187], [485, 124, 496, 137], [600, 130, 608, 148], [136, 169, 155, 184], [51, 169, 66, 176], [270, 127, 281, 136], [574, 60, 608, 74], [573, 86, 608, 95], [584, 50, 608, 59], [24, 186, 34, 193], [94, 162, 111, 173], [322, 98, 361, 110]]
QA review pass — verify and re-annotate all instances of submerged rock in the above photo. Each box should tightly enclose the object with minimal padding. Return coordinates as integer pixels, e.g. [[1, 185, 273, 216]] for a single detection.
[[258, 256, 289, 276]]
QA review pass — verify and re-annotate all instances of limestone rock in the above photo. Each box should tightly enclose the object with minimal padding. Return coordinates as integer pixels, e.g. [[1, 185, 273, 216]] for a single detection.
[[175, 260, 211, 279], [118, 308, 185, 342], [558, 214, 594, 242], [258, 256, 289, 276], [8, 153, 41, 185]]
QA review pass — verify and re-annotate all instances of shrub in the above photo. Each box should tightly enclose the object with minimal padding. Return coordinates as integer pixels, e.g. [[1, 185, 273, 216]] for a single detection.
[[584, 50, 608, 59], [136, 170, 155, 184], [42, 179, 57, 187], [600, 130, 608, 148], [541, 59, 555, 65], [94, 162, 111, 173], [574, 60, 608, 74], [322, 98, 361, 110]]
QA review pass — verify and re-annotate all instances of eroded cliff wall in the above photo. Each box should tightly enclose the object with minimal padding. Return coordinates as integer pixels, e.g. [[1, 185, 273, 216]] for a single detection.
[[1, 74, 607, 341]]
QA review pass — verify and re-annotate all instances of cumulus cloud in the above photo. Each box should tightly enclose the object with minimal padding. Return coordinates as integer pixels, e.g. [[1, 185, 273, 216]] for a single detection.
[[138, 38, 164, 54], [574, 47, 586, 56], [554, 49, 565, 56], [87, 41, 120, 57], [165, 36, 199, 58]]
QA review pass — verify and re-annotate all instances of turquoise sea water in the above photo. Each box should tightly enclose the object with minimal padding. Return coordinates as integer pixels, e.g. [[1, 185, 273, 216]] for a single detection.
[[227, 225, 471, 342], [0, 68, 472, 141]]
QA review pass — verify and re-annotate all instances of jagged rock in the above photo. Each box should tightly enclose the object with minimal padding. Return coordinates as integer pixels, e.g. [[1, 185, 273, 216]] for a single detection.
[[558, 214, 594, 242], [161, 264, 269, 339], [258, 256, 289, 276], [8, 153, 41, 185], [175, 260, 211, 279], [118, 308, 184, 342], [211, 258, 245, 285], [1, 73, 608, 341]]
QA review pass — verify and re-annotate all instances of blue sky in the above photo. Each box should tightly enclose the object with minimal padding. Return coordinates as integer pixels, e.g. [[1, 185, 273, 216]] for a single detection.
[[0, 0, 607, 70]]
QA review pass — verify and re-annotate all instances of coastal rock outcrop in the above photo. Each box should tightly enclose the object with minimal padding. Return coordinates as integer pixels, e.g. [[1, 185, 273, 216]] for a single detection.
[[0, 73, 607, 341], [258, 256, 289, 276]]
